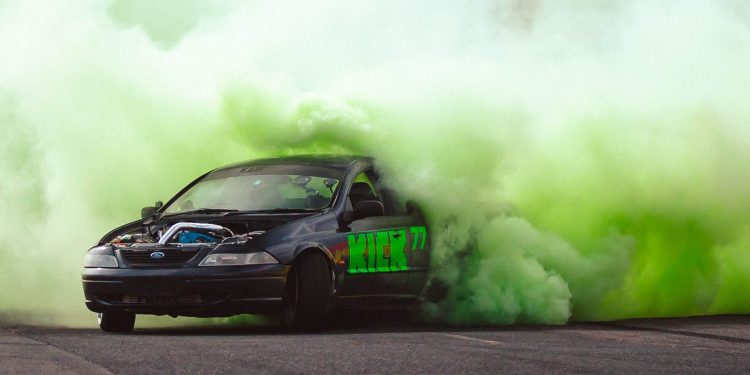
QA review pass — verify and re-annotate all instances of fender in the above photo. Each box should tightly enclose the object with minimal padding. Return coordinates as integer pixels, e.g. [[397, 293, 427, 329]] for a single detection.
[[292, 243, 339, 296], [292, 242, 336, 268]]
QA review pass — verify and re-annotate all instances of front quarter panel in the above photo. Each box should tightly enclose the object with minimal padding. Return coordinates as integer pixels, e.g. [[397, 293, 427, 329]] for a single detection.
[[256, 212, 343, 265]]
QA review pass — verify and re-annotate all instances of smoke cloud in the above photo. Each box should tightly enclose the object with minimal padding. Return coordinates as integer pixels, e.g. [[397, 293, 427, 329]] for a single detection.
[[1, 0, 749, 326]]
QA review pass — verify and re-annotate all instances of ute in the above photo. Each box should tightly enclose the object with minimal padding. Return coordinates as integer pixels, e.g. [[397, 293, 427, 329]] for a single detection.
[[82, 155, 430, 332]]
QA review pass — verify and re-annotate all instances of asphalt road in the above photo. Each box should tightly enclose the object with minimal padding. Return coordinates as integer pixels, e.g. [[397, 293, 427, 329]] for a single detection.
[[2, 314, 750, 374]]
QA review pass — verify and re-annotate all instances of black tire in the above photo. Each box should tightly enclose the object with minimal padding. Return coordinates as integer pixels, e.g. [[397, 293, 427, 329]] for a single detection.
[[282, 252, 330, 330], [97, 310, 136, 333]]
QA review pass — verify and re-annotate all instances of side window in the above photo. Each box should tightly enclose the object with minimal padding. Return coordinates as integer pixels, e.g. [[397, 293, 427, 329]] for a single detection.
[[346, 168, 406, 216], [346, 171, 380, 211]]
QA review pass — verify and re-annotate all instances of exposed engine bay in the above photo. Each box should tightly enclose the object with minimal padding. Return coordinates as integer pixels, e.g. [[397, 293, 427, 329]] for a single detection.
[[110, 222, 265, 247]]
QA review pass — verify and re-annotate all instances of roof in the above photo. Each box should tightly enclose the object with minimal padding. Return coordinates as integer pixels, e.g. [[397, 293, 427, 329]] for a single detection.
[[215, 154, 372, 172]]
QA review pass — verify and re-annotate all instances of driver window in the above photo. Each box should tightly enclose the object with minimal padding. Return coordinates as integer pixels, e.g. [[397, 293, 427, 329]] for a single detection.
[[346, 171, 380, 211], [346, 169, 405, 217]]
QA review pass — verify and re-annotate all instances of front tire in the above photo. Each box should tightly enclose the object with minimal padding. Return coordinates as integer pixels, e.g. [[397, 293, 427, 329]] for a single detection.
[[282, 252, 330, 330], [97, 310, 136, 333]]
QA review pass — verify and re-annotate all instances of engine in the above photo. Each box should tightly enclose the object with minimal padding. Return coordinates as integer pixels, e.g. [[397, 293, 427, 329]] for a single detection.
[[110, 222, 264, 246]]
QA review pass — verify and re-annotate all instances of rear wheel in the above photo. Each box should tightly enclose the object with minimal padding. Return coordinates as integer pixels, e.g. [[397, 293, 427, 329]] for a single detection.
[[282, 252, 330, 329], [97, 310, 136, 333]]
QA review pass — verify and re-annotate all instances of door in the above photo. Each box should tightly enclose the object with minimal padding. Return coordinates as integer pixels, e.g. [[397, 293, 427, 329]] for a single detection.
[[341, 169, 411, 296]]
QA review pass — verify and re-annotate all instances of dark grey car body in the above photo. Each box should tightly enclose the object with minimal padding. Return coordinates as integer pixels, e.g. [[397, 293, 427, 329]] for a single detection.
[[82, 155, 430, 319]]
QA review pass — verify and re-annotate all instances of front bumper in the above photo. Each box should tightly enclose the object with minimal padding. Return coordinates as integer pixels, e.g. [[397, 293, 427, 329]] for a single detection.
[[82, 264, 289, 317]]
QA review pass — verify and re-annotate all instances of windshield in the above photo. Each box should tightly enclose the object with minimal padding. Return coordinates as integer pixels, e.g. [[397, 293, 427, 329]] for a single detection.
[[163, 173, 340, 214]]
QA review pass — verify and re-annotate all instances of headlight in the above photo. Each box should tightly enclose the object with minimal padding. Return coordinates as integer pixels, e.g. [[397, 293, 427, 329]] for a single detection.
[[84, 246, 119, 268], [84, 254, 119, 268], [199, 252, 278, 266]]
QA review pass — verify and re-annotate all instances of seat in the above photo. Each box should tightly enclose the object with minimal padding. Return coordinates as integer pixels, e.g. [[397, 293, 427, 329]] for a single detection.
[[348, 182, 377, 207]]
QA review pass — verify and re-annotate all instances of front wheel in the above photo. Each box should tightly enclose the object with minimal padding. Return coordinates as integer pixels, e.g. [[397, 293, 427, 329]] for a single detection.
[[97, 310, 136, 333], [282, 252, 330, 330]]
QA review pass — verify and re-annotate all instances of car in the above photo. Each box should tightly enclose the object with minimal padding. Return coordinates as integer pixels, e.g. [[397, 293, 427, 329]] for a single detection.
[[82, 155, 431, 332]]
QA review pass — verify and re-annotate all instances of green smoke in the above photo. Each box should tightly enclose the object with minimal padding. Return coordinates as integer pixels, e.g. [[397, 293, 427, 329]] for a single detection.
[[1, 0, 750, 327]]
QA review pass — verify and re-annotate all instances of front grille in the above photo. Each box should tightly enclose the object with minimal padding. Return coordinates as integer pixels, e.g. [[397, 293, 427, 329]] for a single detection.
[[96, 294, 209, 306], [96, 293, 225, 306], [119, 248, 201, 266], [121, 294, 203, 305]]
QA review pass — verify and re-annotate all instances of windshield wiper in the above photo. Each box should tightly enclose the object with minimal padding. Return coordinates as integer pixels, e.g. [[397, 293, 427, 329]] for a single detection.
[[160, 208, 239, 218], [223, 208, 320, 216], [262, 208, 320, 213]]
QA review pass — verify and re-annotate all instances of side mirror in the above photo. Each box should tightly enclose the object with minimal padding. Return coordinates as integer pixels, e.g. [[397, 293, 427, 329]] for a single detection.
[[141, 201, 163, 219], [141, 206, 156, 219], [353, 200, 385, 221]]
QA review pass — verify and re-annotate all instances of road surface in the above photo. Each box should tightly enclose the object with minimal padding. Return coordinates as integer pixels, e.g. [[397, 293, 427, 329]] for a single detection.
[[2, 314, 749, 374]]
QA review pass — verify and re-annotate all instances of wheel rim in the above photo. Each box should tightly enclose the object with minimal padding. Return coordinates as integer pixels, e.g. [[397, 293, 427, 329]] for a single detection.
[[96, 313, 103, 325], [283, 268, 299, 325]]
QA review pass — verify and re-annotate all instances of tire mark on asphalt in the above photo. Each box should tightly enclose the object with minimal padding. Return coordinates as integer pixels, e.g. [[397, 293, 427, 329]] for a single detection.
[[430, 332, 507, 347], [596, 322, 750, 344], [8, 328, 115, 375]]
